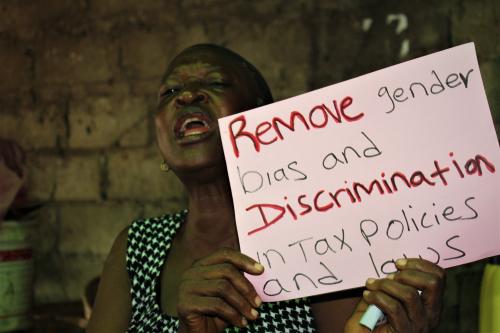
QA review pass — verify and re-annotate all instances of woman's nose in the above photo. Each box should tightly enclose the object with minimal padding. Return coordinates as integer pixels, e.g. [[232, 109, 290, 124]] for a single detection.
[[175, 89, 208, 107]]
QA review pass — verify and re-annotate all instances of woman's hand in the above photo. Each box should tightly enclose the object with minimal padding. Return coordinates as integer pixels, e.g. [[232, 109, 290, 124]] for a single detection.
[[177, 248, 264, 333], [345, 258, 446, 333]]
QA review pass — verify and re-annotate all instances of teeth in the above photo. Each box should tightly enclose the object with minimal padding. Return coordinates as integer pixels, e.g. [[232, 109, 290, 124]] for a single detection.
[[180, 118, 209, 132], [180, 117, 209, 136], [185, 129, 205, 136]]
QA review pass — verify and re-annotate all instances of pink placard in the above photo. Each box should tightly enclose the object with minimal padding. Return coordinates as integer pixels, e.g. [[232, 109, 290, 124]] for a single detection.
[[219, 43, 500, 302]]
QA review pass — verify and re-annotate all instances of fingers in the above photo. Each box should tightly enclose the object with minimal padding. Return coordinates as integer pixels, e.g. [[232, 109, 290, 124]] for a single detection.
[[365, 277, 425, 327], [178, 295, 250, 328], [394, 258, 445, 328], [183, 263, 262, 308], [362, 258, 446, 331], [395, 258, 445, 294], [178, 247, 264, 330], [362, 288, 409, 332], [181, 279, 259, 323], [187, 248, 263, 310], [395, 258, 445, 282], [193, 247, 264, 275]]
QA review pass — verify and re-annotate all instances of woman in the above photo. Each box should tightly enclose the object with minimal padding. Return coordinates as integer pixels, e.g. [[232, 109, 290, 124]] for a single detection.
[[87, 44, 445, 333]]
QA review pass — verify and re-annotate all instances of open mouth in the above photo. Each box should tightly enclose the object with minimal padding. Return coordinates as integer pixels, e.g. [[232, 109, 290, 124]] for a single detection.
[[173, 109, 214, 141]]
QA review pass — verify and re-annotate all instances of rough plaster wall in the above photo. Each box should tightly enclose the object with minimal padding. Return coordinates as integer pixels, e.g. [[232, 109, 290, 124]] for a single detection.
[[0, 0, 498, 331]]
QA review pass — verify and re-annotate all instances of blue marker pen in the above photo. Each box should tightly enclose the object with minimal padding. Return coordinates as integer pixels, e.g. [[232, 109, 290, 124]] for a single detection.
[[359, 304, 386, 331], [360, 290, 422, 330]]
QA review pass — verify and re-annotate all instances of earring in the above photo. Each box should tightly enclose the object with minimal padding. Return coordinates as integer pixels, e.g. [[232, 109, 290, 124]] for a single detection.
[[160, 160, 170, 172]]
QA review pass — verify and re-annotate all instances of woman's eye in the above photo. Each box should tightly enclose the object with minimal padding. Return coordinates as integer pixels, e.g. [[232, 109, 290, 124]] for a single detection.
[[208, 81, 231, 88], [160, 87, 180, 98]]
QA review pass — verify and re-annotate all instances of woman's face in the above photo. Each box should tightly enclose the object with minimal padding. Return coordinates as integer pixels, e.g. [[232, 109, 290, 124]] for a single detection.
[[155, 48, 259, 179]]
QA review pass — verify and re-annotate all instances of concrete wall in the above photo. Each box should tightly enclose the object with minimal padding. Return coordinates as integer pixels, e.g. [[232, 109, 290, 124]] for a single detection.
[[0, 0, 498, 331]]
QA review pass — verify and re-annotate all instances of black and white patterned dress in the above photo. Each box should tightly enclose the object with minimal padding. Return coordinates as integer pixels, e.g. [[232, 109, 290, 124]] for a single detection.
[[126, 210, 317, 332]]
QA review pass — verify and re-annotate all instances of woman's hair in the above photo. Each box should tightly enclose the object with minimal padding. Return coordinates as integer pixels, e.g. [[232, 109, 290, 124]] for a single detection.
[[167, 43, 274, 107]]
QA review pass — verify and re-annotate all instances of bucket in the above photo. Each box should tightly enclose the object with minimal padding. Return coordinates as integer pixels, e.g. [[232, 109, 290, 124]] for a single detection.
[[0, 220, 34, 332]]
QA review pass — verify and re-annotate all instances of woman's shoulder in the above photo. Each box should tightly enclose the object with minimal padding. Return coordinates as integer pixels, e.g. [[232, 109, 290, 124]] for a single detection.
[[126, 210, 187, 270], [128, 210, 188, 240]]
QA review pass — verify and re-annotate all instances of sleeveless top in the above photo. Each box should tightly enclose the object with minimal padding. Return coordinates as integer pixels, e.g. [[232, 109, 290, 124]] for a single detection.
[[125, 210, 317, 332]]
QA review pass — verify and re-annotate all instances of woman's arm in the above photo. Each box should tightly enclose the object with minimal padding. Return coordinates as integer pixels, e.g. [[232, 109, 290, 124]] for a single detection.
[[86, 228, 132, 333]]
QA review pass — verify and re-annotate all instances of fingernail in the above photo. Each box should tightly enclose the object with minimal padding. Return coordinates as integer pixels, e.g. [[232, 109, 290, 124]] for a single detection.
[[366, 278, 376, 285], [254, 263, 264, 272], [242, 317, 248, 326], [363, 290, 371, 298], [387, 274, 395, 280], [251, 308, 259, 319], [254, 296, 262, 307], [396, 259, 407, 267]]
